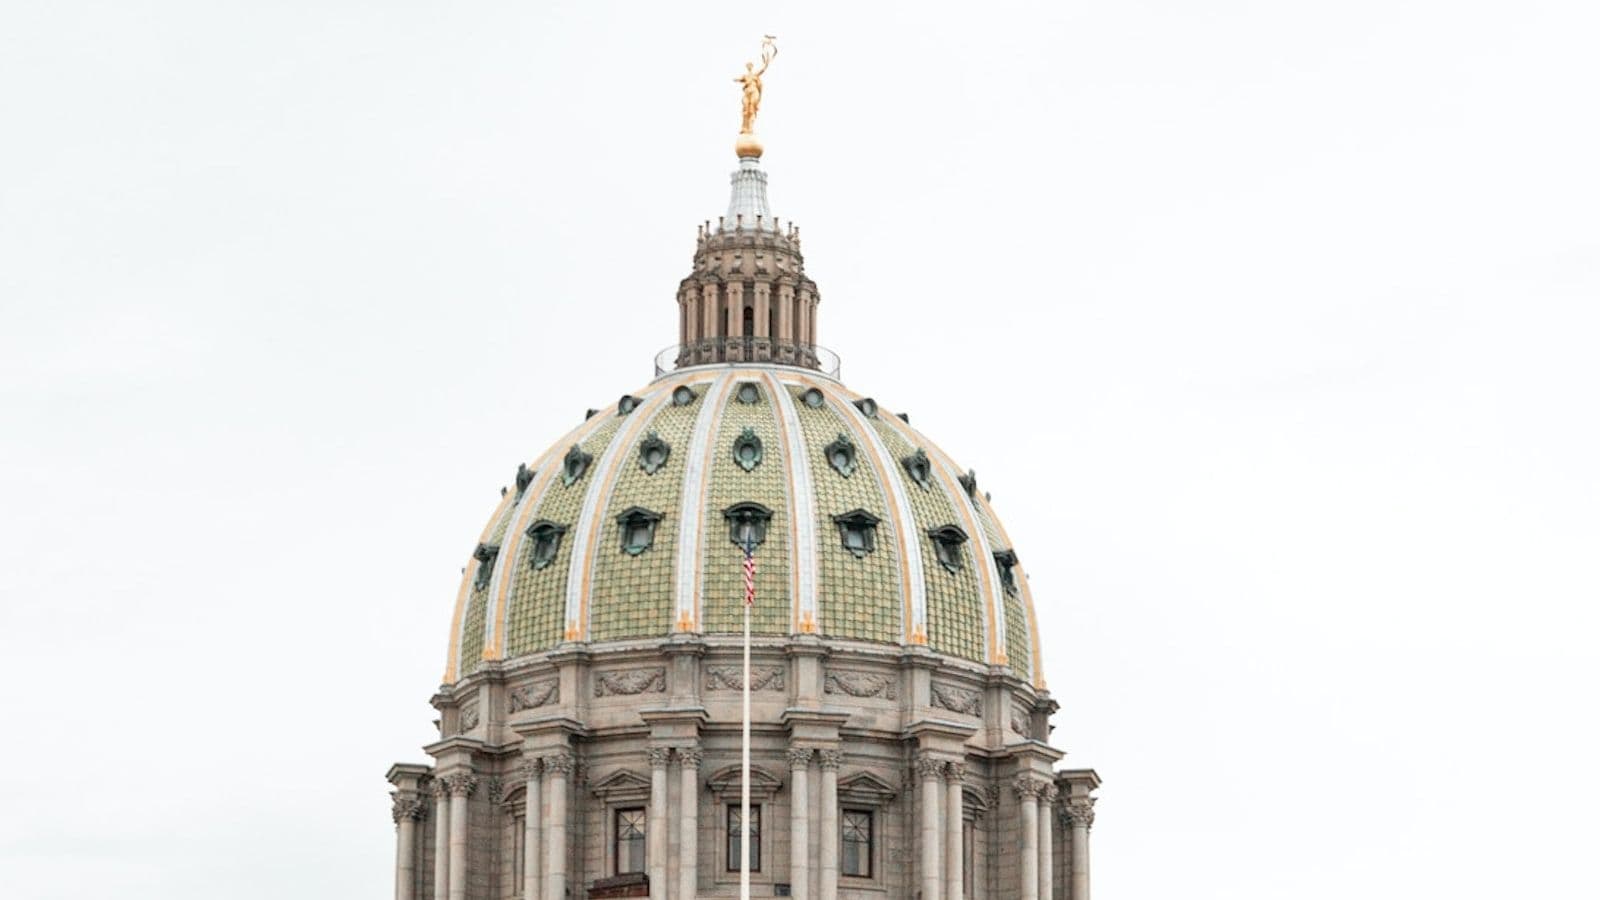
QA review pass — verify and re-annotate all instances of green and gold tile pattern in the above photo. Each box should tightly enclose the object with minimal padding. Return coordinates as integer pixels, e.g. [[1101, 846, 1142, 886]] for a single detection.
[[868, 418, 986, 663], [457, 498, 520, 675], [792, 385, 904, 645], [502, 412, 630, 658], [587, 396, 701, 642], [700, 381, 790, 635]]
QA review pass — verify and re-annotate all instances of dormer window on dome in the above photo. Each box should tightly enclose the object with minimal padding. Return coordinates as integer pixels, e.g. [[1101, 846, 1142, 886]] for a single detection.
[[901, 448, 932, 489], [723, 502, 773, 548], [926, 525, 968, 573], [515, 462, 535, 498], [832, 509, 880, 558], [616, 507, 663, 556], [562, 445, 593, 486], [958, 469, 979, 501], [853, 397, 878, 418], [526, 521, 567, 570], [472, 542, 500, 590], [800, 387, 825, 409], [672, 385, 698, 407], [732, 427, 764, 472], [638, 432, 671, 474], [993, 549, 1019, 595], [824, 433, 857, 477], [618, 394, 643, 415], [735, 382, 762, 405]]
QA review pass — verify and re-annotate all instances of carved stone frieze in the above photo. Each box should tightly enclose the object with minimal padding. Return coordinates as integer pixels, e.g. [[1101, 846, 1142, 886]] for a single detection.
[[1011, 702, 1032, 736], [509, 679, 559, 713], [704, 664, 785, 692], [823, 669, 896, 700], [930, 682, 981, 716], [593, 667, 666, 697], [458, 703, 479, 732]]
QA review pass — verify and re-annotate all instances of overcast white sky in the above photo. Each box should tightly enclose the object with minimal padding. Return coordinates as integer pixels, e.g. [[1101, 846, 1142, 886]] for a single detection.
[[3, 1, 1598, 898]]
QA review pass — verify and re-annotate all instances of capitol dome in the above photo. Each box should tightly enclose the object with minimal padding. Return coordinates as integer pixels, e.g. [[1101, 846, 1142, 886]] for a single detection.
[[445, 364, 1042, 689], [387, 87, 1099, 900]]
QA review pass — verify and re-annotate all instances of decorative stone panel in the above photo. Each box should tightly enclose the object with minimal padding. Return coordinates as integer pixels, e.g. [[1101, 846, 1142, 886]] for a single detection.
[[594, 667, 666, 697]]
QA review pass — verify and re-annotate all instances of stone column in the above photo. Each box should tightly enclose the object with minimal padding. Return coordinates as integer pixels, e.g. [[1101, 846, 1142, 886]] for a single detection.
[[1067, 798, 1094, 900], [392, 794, 424, 900], [544, 751, 575, 900], [788, 747, 813, 900], [917, 755, 945, 900], [443, 774, 477, 900], [678, 747, 703, 900], [702, 284, 718, 344], [521, 760, 542, 900], [1039, 785, 1056, 900], [1014, 777, 1041, 900], [945, 763, 965, 900], [432, 781, 450, 900], [817, 750, 841, 900], [648, 748, 671, 900]]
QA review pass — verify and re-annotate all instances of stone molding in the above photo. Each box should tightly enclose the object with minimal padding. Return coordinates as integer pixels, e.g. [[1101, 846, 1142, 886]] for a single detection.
[[704, 664, 785, 692], [930, 681, 982, 716], [823, 669, 896, 700], [594, 667, 666, 697], [509, 679, 560, 713]]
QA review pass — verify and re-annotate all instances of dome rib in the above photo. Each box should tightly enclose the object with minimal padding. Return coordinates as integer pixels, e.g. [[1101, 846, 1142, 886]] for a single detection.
[[760, 370, 819, 633], [566, 382, 678, 641], [673, 373, 738, 631], [806, 377, 920, 645]]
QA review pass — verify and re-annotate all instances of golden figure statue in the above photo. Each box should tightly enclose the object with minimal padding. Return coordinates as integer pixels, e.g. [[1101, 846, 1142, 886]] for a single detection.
[[733, 36, 777, 157]]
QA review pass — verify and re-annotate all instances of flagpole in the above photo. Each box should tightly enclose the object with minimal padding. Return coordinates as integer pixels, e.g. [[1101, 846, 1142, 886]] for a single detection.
[[739, 536, 754, 900]]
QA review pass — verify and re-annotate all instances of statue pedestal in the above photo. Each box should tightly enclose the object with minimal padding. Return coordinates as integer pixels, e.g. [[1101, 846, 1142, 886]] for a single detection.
[[735, 132, 764, 159]]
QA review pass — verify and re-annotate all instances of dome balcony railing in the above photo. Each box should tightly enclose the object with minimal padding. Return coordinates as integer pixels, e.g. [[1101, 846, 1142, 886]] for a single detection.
[[655, 338, 841, 379]]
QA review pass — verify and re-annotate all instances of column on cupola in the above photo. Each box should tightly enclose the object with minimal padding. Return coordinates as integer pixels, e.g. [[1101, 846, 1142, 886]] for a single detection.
[[917, 754, 945, 900], [727, 281, 746, 354], [431, 781, 450, 900], [817, 749, 841, 900], [648, 747, 671, 900], [776, 282, 795, 347], [1039, 784, 1057, 900], [443, 773, 477, 900], [543, 750, 575, 900], [520, 759, 542, 900], [701, 282, 719, 348], [754, 282, 771, 342], [787, 747, 813, 900], [1015, 776, 1042, 900], [391, 793, 424, 900], [796, 291, 810, 348], [677, 747, 703, 900], [945, 762, 965, 900]]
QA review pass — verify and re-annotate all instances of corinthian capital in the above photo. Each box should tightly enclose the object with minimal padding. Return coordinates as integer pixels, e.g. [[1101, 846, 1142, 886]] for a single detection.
[[914, 754, 947, 780], [1041, 783, 1059, 804], [542, 750, 576, 776], [944, 761, 966, 783], [518, 758, 543, 782], [391, 794, 425, 823], [1065, 797, 1096, 828], [441, 773, 478, 797], [786, 747, 814, 769], [1012, 774, 1046, 801], [677, 746, 703, 769], [816, 749, 842, 771], [648, 747, 673, 769]]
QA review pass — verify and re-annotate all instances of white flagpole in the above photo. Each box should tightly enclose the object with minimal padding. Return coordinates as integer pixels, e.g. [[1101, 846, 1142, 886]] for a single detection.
[[740, 539, 753, 900]]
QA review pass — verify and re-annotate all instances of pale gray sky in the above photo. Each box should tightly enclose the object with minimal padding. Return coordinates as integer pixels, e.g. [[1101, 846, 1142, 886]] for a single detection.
[[3, 2, 1597, 898]]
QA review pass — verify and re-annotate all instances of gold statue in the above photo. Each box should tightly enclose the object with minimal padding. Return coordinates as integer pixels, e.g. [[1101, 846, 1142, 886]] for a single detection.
[[734, 36, 778, 141]]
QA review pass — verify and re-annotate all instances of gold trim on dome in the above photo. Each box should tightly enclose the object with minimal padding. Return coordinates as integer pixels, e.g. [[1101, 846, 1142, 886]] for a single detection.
[[443, 489, 517, 683], [685, 375, 741, 631]]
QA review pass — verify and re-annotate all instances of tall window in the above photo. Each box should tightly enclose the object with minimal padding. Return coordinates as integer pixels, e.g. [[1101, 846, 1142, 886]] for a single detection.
[[615, 807, 646, 875], [727, 804, 761, 872], [842, 809, 873, 878]]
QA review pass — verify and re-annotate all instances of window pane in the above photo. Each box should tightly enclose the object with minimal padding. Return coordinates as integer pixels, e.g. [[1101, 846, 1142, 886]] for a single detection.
[[841, 809, 872, 878], [616, 807, 646, 875], [727, 804, 762, 872]]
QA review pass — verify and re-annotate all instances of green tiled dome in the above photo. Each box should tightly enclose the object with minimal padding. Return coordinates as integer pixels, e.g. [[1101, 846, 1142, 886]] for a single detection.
[[443, 365, 1044, 689]]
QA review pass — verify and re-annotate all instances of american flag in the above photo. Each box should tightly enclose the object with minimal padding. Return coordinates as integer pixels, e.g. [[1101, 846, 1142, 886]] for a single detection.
[[743, 543, 756, 607]]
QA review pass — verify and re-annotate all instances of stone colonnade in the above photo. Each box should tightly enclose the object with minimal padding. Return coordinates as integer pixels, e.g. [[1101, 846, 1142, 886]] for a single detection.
[[392, 751, 1095, 900]]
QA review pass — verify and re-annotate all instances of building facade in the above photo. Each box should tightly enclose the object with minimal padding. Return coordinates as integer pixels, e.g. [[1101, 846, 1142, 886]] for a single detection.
[[387, 114, 1100, 900]]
